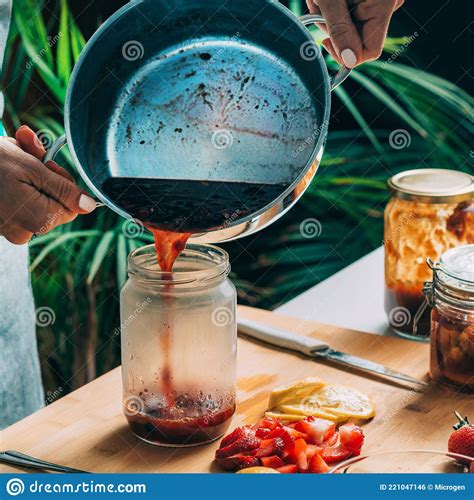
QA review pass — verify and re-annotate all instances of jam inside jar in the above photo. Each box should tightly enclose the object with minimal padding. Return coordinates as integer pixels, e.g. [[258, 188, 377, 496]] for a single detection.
[[120, 244, 237, 446], [426, 245, 474, 393], [384, 170, 474, 341]]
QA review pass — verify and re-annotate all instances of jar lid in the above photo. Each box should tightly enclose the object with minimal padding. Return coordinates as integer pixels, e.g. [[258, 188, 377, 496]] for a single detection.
[[430, 244, 474, 309], [388, 169, 474, 203], [440, 244, 474, 284]]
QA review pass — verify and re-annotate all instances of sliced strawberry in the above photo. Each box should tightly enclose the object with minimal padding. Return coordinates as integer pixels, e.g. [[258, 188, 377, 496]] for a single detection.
[[219, 426, 248, 448], [287, 438, 309, 470], [261, 455, 284, 468], [323, 432, 338, 447], [294, 418, 336, 445], [321, 444, 352, 464], [339, 423, 364, 453], [253, 437, 285, 458], [283, 425, 308, 441], [255, 427, 272, 439], [306, 444, 323, 460], [216, 453, 260, 471], [215, 427, 260, 459], [267, 427, 294, 451], [276, 464, 298, 473], [308, 453, 330, 473], [254, 417, 281, 430]]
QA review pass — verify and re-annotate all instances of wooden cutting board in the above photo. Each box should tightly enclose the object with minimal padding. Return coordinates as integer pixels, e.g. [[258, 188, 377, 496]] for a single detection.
[[1, 306, 472, 473]]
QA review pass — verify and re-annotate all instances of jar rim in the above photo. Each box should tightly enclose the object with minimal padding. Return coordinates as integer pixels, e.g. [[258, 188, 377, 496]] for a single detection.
[[127, 243, 230, 287], [388, 168, 474, 203], [429, 245, 474, 309]]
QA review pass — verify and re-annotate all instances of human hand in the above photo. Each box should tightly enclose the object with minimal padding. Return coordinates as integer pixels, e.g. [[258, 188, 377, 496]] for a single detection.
[[306, 0, 404, 67], [0, 125, 96, 244]]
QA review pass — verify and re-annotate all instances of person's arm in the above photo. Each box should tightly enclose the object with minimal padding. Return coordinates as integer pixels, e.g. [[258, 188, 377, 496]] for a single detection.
[[306, 0, 404, 67], [0, 126, 96, 244]]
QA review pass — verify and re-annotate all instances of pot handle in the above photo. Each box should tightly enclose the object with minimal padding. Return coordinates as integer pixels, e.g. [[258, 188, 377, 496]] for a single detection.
[[44, 134, 67, 162], [299, 14, 352, 90], [44, 134, 105, 208]]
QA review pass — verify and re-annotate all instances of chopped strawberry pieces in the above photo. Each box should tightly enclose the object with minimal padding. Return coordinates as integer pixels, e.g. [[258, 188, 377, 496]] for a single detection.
[[276, 464, 298, 473], [260, 455, 284, 468], [294, 418, 336, 445], [217, 453, 260, 471], [215, 427, 260, 460], [253, 437, 285, 458], [339, 423, 364, 452], [308, 453, 330, 473], [215, 416, 365, 473]]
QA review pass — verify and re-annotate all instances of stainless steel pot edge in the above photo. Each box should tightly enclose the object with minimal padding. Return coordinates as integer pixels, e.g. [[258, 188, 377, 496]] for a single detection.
[[48, 0, 348, 242]]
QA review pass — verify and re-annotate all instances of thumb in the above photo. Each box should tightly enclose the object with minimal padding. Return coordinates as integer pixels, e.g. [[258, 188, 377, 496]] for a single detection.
[[317, 0, 362, 67], [39, 166, 96, 214], [15, 125, 47, 160]]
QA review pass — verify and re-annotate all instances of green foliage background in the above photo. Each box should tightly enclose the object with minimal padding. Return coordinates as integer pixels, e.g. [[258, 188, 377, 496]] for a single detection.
[[3, 0, 472, 394]]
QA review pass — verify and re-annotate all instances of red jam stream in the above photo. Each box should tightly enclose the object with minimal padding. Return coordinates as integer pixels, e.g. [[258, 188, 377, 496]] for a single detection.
[[125, 227, 234, 445]]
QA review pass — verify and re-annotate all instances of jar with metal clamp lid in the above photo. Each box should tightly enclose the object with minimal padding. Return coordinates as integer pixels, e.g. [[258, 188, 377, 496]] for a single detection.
[[422, 244, 474, 393]]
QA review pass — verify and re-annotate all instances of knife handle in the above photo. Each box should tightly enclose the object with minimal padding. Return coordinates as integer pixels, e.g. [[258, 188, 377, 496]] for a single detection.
[[238, 317, 329, 356]]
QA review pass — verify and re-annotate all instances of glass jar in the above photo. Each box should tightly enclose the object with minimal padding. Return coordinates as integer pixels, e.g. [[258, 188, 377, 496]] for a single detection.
[[384, 169, 474, 341], [424, 245, 474, 393], [121, 243, 237, 447]]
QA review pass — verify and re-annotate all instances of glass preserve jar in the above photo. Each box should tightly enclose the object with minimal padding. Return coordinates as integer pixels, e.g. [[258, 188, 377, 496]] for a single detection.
[[121, 243, 237, 447], [384, 169, 474, 341], [425, 245, 474, 393]]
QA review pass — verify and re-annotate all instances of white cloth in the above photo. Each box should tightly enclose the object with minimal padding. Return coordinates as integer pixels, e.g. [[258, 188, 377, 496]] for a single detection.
[[0, 0, 44, 429]]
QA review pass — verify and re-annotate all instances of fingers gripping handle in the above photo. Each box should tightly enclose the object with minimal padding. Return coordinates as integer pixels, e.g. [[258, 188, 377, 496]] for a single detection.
[[299, 14, 352, 90], [44, 135, 104, 208]]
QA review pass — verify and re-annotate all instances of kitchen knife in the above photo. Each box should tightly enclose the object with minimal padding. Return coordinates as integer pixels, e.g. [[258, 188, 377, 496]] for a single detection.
[[238, 317, 428, 387]]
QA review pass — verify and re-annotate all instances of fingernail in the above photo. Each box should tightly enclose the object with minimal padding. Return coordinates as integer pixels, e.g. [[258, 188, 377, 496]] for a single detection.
[[79, 194, 96, 213], [341, 48, 357, 68]]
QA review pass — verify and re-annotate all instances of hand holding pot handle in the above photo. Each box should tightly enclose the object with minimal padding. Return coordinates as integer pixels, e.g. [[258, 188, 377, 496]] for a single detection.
[[299, 14, 351, 90], [45, 135, 104, 208]]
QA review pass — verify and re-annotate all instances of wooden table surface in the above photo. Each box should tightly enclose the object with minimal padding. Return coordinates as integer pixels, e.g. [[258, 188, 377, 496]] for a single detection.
[[1, 306, 472, 473]]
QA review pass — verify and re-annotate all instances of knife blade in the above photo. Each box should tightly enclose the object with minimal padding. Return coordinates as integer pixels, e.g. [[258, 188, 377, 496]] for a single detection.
[[238, 317, 428, 387]]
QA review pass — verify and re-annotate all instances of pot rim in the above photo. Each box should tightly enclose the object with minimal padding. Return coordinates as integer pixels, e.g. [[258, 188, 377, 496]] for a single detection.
[[63, 0, 330, 242]]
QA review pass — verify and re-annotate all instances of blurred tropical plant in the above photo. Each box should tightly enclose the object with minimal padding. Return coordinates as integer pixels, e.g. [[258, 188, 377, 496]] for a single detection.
[[3, 0, 472, 393]]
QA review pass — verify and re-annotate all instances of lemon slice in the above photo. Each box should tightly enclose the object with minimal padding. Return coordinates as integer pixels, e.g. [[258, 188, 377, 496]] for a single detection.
[[277, 404, 348, 423], [267, 378, 375, 423], [267, 377, 325, 409], [315, 385, 375, 419], [264, 411, 307, 422], [236, 467, 280, 474]]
